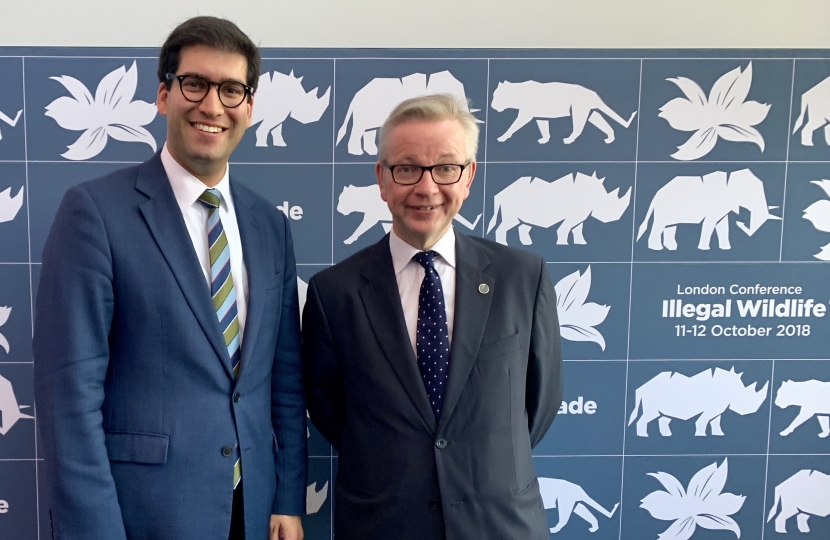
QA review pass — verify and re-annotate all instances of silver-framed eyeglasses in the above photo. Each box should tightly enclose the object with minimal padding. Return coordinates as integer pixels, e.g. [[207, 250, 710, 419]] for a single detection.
[[384, 162, 472, 185], [166, 73, 253, 108]]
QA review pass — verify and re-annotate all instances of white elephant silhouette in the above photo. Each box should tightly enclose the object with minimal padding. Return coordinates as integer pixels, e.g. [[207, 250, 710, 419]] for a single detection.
[[792, 75, 830, 147], [628, 367, 768, 437], [491, 80, 636, 145], [336, 71, 477, 156], [337, 184, 481, 244], [0, 108, 21, 142], [636, 169, 781, 251], [767, 469, 830, 533], [538, 477, 618, 533], [775, 379, 830, 438], [486, 172, 630, 246], [251, 70, 330, 147]]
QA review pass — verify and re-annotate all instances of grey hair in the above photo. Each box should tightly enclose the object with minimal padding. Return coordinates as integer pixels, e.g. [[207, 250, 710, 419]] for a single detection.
[[377, 94, 479, 161]]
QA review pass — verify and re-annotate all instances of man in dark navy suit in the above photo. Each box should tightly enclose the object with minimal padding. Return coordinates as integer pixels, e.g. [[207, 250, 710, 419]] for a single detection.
[[304, 94, 564, 540], [34, 17, 306, 540]]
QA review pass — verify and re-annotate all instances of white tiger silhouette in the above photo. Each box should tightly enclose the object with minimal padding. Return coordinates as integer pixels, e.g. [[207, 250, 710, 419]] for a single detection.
[[538, 477, 618, 533], [767, 469, 830, 533], [775, 379, 830, 438], [491, 80, 636, 145], [337, 184, 481, 244]]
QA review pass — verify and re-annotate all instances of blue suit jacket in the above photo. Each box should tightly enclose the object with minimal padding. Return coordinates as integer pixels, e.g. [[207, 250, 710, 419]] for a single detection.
[[33, 153, 307, 540]]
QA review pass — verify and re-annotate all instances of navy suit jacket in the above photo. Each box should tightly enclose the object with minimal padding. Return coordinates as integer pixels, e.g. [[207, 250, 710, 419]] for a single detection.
[[303, 232, 563, 540], [33, 153, 307, 540]]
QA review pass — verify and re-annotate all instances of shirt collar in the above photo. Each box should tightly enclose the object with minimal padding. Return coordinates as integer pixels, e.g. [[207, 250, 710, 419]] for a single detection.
[[161, 143, 232, 213], [389, 227, 456, 277]]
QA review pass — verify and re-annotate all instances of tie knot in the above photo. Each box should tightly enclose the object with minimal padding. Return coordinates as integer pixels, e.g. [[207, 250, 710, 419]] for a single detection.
[[412, 250, 439, 269], [198, 188, 222, 209]]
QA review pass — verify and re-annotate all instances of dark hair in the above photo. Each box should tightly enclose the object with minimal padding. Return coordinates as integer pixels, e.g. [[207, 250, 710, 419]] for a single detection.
[[158, 16, 261, 92]]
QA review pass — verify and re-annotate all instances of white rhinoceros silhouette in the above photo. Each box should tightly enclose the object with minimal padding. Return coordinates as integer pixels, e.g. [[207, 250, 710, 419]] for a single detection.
[[628, 367, 768, 437], [636, 169, 781, 251], [337, 184, 481, 244], [793, 75, 830, 147], [251, 70, 330, 148], [491, 80, 636, 145], [486, 172, 630, 246], [775, 379, 830, 438], [767, 469, 830, 534], [539, 477, 618, 533], [0, 373, 34, 436], [336, 71, 477, 156]]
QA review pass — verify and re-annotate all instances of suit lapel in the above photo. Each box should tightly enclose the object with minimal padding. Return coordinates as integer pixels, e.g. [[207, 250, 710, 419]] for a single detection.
[[136, 153, 234, 378], [359, 237, 436, 432], [438, 233, 494, 433], [232, 181, 264, 382]]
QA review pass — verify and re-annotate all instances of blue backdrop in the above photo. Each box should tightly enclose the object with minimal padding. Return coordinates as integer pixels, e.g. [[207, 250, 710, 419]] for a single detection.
[[0, 47, 828, 539]]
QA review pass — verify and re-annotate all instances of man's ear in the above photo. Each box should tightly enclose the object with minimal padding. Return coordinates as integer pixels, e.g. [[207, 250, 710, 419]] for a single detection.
[[465, 161, 477, 188], [376, 161, 388, 202], [157, 82, 169, 116], [244, 94, 254, 128]]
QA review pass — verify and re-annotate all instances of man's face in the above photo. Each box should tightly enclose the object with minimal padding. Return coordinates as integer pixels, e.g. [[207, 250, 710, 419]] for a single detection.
[[376, 119, 476, 250], [157, 45, 253, 186]]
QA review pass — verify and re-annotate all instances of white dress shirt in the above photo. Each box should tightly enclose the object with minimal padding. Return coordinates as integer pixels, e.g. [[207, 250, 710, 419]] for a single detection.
[[161, 144, 248, 340], [389, 228, 457, 357]]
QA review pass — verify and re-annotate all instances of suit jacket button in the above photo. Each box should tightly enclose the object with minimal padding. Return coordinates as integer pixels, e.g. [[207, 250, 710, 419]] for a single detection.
[[435, 438, 447, 449], [233, 392, 241, 403], [429, 501, 440, 511], [221, 446, 234, 457]]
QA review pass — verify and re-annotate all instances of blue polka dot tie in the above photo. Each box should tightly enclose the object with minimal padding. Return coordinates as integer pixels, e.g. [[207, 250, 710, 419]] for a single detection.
[[413, 251, 450, 420]]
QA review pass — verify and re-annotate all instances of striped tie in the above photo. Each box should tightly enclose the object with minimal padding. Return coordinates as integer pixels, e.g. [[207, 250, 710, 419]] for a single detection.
[[198, 189, 242, 489]]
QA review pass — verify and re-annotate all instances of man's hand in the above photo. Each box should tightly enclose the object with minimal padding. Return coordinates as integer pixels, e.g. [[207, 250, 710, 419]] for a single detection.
[[270, 514, 303, 540]]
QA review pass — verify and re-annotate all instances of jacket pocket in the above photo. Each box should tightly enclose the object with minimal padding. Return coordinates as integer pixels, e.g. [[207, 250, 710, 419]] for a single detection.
[[477, 331, 520, 362], [105, 431, 169, 464], [266, 270, 283, 291]]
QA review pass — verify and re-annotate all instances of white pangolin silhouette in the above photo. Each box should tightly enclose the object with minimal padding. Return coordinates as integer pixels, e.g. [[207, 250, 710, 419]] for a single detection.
[[637, 169, 781, 251], [0, 187, 24, 224], [775, 379, 830, 438], [251, 70, 330, 147], [767, 469, 830, 534], [0, 373, 34, 435], [307, 481, 328, 515], [792, 75, 830, 147], [803, 179, 830, 260], [336, 71, 478, 155], [629, 367, 768, 437], [0, 108, 22, 142], [539, 477, 618, 533], [487, 172, 630, 246], [491, 80, 636, 145], [337, 184, 481, 244]]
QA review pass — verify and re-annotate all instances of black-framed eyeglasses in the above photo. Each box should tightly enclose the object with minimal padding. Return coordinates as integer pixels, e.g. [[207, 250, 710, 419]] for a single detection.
[[166, 73, 253, 108], [383, 161, 472, 185]]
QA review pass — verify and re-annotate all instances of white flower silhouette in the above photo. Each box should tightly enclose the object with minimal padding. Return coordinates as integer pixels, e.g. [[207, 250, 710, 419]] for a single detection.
[[0, 306, 11, 353], [45, 61, 157, 160], [0, 187, 24, 224], [307, 481, 328, 515], [0, 109, 22, 141], [659, 63, 770, 161], [803, 179, 830, 260], [641, 458, 745, 540], [554, 266, 609, 350]]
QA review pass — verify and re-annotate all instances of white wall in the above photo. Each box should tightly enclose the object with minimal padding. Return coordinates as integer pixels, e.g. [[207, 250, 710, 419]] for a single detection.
[[4, 0, 830, 48]]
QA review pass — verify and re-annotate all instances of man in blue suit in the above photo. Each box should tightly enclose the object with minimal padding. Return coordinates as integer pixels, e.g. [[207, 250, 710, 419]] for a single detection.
[[33, 17, 307, 540]]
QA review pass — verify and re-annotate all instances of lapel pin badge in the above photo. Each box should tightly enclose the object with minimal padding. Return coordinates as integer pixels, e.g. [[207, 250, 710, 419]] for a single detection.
[[478, 283, 490, 295]]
